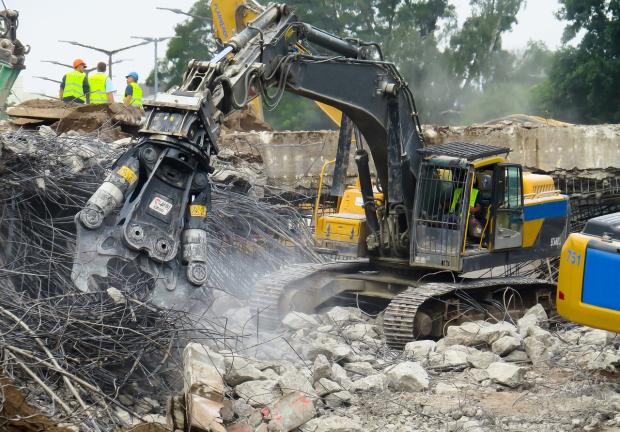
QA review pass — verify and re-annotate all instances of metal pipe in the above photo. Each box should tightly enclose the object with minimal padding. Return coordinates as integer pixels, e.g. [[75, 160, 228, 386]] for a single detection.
[[302, 24, 360, 58], [227, 4, 282, 52]]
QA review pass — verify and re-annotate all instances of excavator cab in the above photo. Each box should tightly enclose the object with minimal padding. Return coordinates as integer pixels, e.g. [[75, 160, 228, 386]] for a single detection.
[[411, 142, 569, 273]]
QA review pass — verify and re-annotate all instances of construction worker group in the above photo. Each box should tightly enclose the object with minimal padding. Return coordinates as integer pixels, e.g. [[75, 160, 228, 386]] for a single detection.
[[59, 59, 142, 107]]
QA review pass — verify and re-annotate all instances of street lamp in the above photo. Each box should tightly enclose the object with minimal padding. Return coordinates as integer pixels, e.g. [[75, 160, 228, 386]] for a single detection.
[[58, 40, 150, 78], [156, 7, 212, 22], [130, 36, 173, 97], [42, 58, 129, 74]]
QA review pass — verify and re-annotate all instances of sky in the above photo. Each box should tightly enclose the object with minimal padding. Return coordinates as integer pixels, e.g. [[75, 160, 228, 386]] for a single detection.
[[11, 0, 566, 102]]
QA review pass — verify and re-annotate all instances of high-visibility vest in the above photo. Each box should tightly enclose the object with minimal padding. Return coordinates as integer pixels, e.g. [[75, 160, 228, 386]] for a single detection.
[[88, 72, 108, 104], [128, 82, 143, 106], [62, 70, 86, 102], [450, 187, 479, 213]]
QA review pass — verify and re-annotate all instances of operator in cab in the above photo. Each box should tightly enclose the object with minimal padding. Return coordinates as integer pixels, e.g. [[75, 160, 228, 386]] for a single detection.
[[450, 178, 483, 239]]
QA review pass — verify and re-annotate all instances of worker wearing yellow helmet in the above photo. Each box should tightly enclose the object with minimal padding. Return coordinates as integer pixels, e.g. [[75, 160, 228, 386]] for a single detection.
[[123, 72, 143, 107], [59, 59, 90, 104]]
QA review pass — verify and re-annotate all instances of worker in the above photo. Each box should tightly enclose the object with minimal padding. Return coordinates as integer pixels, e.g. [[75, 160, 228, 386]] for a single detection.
[[450, 179, 483, 238], [59, 59, 89, 104], [123, 72, 143, 107], [88, 62, 115, 104]]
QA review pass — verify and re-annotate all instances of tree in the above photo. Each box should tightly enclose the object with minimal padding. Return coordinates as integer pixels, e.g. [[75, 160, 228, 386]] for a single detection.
[[147, 1, 215, 89], [534, 0, 620, 123]]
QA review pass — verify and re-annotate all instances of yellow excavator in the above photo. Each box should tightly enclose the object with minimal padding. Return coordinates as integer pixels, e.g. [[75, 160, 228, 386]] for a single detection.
[[73, 3, 571, 349], [557, 213, 620, 333]]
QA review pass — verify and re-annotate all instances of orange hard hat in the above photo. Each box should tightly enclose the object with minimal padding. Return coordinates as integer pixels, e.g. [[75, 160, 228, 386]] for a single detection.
[[73, 59, 86, 68]]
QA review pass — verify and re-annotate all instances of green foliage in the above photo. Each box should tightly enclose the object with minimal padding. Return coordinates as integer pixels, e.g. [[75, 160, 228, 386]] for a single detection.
[[147, 1, 215, 89], [534, 0, 620, 123], [152, 0, 565, 128]]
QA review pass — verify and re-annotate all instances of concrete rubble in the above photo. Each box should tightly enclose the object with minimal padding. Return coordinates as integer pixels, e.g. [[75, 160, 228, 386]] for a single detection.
[[173, 302, 619, 432]]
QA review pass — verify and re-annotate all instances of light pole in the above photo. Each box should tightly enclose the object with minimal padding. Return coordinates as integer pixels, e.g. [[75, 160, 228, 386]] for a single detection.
[[58, 40, 150, 78], [156, 7, 212, 22], [130, 36, 173, 97], [42, 58, 128, 74]]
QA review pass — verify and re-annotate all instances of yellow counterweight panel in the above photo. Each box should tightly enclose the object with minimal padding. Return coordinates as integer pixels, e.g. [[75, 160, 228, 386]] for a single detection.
[[557, 233, 620, 332]]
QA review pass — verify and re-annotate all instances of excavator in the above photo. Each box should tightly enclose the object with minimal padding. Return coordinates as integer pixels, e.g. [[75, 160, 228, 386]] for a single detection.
[[71, 3, 571, 348], [557, 212, 620, 333]]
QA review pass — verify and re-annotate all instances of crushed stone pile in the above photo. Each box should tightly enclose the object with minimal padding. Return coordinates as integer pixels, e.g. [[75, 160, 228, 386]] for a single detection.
[[181, 299, 620, 432]]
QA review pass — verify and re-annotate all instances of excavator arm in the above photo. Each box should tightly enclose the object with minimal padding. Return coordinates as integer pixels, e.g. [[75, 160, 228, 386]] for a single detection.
[[72, 4, 424, 307]]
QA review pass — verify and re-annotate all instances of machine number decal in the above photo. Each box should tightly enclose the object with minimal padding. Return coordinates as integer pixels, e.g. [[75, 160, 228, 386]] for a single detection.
[[149, 196, 173, 216], [567, 249, 582, 266], [550, 236, 562, 247]]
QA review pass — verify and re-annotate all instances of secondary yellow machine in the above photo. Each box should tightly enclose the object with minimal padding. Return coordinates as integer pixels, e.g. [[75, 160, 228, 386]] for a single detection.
[[557, 213, 620, 333]]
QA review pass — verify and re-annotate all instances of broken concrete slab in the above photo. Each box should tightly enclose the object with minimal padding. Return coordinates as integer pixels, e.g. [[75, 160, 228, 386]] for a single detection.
[[263, 391, 316, 432], [300, 415, 363, 432], [385, 361, 430, 392], [486, 362, 526, 388], [278, 370, 317, 397], [491, 335, 522, 356], [235, 380, 281, 407], [467, 348, 502, 370], [282, 312, 321, 331], [403, 340, 437, 363]]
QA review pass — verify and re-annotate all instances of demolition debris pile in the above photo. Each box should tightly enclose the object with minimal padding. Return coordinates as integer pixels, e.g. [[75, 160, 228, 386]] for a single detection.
[[177, 298, 620, 432], [0, 125, 320, 430]]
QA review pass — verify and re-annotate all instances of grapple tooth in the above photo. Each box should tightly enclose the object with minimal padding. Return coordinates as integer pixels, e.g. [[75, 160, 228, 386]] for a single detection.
[[72, 216, 137, 292]]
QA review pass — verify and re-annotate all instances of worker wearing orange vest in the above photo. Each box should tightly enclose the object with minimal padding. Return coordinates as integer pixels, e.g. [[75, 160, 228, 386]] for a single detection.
[[88, 62, 115, 104], [59, 59, 90, 103]]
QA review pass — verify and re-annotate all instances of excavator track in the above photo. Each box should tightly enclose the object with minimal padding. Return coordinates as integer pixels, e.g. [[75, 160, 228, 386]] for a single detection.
[[254, 260, 367, 329], [383, 282, 457, 349], [384, 277, 555, 349]]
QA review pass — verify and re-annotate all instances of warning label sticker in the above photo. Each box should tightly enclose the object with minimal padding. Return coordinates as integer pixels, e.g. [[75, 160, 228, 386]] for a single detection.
[[149, 196, 173, 216], [190, 205, 207, 217]]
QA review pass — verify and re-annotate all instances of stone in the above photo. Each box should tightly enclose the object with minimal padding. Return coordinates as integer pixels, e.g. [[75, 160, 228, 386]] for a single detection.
[[491, 335, 522, 356], [231, 399, 255, 419], [467, 348, 502, 369], [342, 323, 378, 341], [523, 333, 559, 367], [330, 363, 352, 389], [403, 340, 437, 363], [429, 348, 469, 370], [486, 362, 526, 388], [182, 343, 225, 401], [301, 415, 363, 432], [478, 322, 519, 345], [187, 394, 226, 432], [324, 306, 364, 324], [467, 368, 489, 382], [224, 354, 267, 386], [235, 380, 281, 407], [106, 287, 126, 305], [312, 354, 332, 382], [503, 350, 529, 363], [303, 336, 353, 361], [325, 390, 353, 408], [443, 321, 489, 346], [578, 349, 620, 372], [517, 304, 548, 336], [580, 329, 610, 347], [314, 378, 343, 396], [265, 392, 317, 432], [385, 361, 430, 392], [343, 361, 375, 377], [278, 370, 317, 397], [350, 374, 387, 393], [282, 311, 321, 331]]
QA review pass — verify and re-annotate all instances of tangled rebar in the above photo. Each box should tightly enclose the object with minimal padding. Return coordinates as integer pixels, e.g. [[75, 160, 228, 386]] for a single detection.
[[0, 127, 323, 429]]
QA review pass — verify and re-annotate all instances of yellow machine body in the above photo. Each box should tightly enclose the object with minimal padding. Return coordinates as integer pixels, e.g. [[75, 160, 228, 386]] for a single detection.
[[315, 184, 383, 256], [557, 213, 620, 333]]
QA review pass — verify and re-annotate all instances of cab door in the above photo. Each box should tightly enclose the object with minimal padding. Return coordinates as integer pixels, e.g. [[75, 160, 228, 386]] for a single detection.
[[492, 164, 524, 250]]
